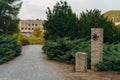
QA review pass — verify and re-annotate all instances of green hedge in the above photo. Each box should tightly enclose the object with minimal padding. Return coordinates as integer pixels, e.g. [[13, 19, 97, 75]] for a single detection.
[[0, 35, 22, 64], [96, 43, 120, 71], [17, 33, 45, 45], [43, 37, 120, 71], [43, 38, 91, 68]]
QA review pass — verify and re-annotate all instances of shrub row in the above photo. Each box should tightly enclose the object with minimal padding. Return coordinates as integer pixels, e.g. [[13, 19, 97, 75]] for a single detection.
[[0, 35, 22, 64], [43, 38, 91, 68], [43, 37, 120, 71], [96, 43, 120, 71], [19, 37, 44, 45], [16, 33, 44, 45]]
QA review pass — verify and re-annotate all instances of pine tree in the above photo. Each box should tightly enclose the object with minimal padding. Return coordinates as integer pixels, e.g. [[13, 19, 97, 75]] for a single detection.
[[0, 0, 22, 34], [79, 9, 118, 43], [44, 1, 79, 40]]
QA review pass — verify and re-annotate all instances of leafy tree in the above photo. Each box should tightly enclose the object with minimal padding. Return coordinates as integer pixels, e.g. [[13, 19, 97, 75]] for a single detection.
[[79, 9, 119, 43], [44, 1, 79, 40], [0, 0, 22, 34], [33, 27, 41, 37]]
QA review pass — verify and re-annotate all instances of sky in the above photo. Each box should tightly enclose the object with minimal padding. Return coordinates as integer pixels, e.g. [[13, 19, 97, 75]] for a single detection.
[[18, 0, 120, 20]]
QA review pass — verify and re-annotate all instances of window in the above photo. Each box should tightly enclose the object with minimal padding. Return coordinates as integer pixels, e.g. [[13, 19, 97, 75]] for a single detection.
[[21, 28, 24, 30], [32, 24, 34, 26], [28, 28, 31, 30], [28, 24, 31, 26], [35, 24, 38, 26], [25, 28, 27, 30]]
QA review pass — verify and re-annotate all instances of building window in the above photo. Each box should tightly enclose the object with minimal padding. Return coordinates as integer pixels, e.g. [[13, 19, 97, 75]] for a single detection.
[[21, 28, 24, 30], [28, 28, 31, 30], [32, 28, 34, 30], [25, 28, 27, 30], [35, 24, 38, 26], [32, 24, 34, 26], [28, 24, 31, 26]]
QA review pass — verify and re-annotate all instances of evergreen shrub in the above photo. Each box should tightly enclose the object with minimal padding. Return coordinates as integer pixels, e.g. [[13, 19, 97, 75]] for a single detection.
[[0, 36, 21, 64], [43, 37, 120, 70], [43, 38, 91, 68], [96, 43, 120, 71]]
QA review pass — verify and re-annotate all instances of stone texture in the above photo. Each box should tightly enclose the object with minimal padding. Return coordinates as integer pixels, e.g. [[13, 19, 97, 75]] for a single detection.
[[91, 28, 103, 70], [75, 52, 87, 72]]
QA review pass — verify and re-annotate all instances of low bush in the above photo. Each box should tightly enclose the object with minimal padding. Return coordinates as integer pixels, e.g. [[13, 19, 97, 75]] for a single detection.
[[0, 35, 22, 64], [19, 38, 29, 46], [43, 38, 91, 68], [96, 43, 120, 71], [17, 33, 29, 45], [43, 37, 120, 71], [17, 33, 44, 45], [27, 36, 44, 45]]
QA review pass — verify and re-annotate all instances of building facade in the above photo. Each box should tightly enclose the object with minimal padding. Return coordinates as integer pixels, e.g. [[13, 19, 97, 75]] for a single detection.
[[18, 19, 44, 35]]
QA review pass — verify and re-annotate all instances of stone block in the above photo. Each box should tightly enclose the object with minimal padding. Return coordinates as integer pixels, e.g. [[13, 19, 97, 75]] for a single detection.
[[75, 52, 87, 72]]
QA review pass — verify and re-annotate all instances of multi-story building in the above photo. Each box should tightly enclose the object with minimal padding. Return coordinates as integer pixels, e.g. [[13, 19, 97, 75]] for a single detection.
[[18, 19, 44, 35]]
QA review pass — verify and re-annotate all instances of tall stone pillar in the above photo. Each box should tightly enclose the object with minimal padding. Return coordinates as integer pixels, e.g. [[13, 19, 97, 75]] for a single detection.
[[91, 28, 103, 70]]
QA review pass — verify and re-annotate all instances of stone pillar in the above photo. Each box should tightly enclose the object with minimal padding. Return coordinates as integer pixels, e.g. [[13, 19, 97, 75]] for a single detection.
[[91, 28, 103, 70], [75, 52, 87, 72]]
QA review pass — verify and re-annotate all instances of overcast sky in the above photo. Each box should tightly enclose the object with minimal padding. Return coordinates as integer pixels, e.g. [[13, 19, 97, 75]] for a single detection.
[[18, 0, 120, 20]]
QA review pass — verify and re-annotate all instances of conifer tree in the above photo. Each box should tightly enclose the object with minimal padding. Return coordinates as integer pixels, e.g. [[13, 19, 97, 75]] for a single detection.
[[44, 1, 79, 40], [0, 0, 22, 34]]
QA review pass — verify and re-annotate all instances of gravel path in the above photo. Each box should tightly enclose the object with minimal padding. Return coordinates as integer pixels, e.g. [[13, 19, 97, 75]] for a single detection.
[[0, 45, 59, 80]]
